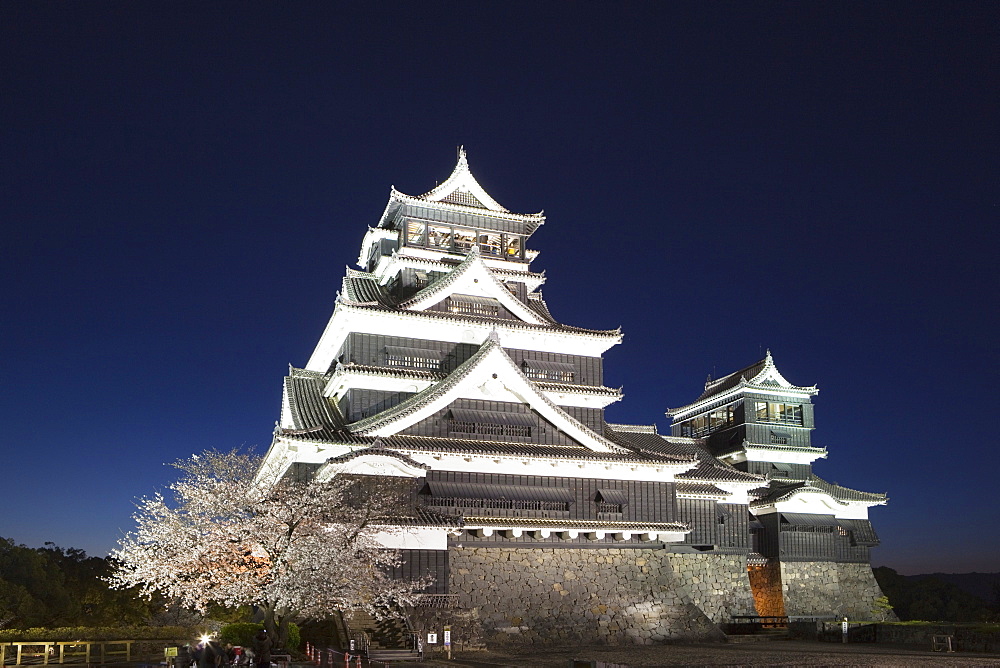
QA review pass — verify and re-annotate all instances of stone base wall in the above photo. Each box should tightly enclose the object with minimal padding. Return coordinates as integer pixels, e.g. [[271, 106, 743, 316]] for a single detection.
[[836, 562, 898, 621], [780, 561, 894, 620], [664, 553, 757, 622], [408, 606, 484, 653], [449, 547, 725, 646]]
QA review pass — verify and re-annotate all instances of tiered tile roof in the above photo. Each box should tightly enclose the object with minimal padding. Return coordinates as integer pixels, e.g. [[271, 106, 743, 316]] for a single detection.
[[749, 475, 887, 508], [605, 425, 764, 486]]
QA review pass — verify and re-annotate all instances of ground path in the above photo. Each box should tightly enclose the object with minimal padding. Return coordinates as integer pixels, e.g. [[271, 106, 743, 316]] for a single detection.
[[416, 640, 1000, 667]]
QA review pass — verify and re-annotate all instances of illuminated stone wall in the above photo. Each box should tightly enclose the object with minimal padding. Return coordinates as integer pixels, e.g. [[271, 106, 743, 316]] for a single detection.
[[665, 553, 757, 623], [780, 561, 893, 620], [449, 546, 725, 645], [748, 562, 785, 617], [836, 562, 897, 621]]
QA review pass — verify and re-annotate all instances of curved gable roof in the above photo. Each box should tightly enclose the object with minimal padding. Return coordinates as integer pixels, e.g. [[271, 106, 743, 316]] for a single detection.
[[347, 334, 628, 453], [396, 247, 549, 325], [669, 350, 819, 415]]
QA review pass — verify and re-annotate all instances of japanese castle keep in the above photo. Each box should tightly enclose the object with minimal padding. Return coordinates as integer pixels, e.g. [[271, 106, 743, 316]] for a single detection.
[[261, 149, 890, 645]]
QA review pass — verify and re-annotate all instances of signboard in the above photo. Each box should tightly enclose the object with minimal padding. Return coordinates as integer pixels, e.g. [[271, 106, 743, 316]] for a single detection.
[[427, 633, 438, 644], [443, 626, 451, 646], [164, 648, 178, 658], [349, 640, 355, 651]]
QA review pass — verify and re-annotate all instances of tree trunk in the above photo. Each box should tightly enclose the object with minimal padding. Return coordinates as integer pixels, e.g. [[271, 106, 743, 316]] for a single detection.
[[259, 603, 292, 649], [260, 603, 279, 640], [276, 617, 289, 650]]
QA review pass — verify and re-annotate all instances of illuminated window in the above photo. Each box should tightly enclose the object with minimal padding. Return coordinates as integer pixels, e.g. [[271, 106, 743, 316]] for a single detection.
[[506, 236, 522, 257], [755, 402, 803, 425], [403, 220, 524, 261], [427, 225, 452, 249], [479, 232, 502, 256], [680, 404, 737, 436], [453, 228, 476, 252], [406, 220, 425, 245]]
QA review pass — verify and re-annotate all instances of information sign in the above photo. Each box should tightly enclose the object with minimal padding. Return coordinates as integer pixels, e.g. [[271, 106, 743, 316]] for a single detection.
[[427, 633, 438, 644]]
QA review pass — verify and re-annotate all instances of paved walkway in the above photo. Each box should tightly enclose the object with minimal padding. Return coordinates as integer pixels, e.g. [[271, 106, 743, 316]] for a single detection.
[[417, 640, 1000, 667]]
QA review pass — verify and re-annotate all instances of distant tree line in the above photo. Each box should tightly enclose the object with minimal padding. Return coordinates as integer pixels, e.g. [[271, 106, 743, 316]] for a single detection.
[[0, 538, 156, 628], [874, 566, 1000, 623], [0, 537, 258, 630]]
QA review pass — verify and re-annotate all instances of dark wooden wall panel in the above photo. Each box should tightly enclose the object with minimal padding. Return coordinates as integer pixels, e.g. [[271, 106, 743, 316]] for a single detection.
[[390, 549, 449, 594], [341, 334, 605, 387], [677, 498, 716, 545], [719, 503, 750, 550], [342, 389, 415, 422], [779, 529, 835, 561], [426, 470, 678, 524]]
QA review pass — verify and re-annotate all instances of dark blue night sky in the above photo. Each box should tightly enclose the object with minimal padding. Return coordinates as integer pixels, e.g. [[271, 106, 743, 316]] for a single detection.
[[2, 3, 996, 575]]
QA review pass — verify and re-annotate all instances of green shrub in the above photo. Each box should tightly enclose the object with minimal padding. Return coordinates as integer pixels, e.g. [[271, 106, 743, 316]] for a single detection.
[[219, 623, 261, 647], [285, 624, 300, 651], [218, 623, 299, 651]]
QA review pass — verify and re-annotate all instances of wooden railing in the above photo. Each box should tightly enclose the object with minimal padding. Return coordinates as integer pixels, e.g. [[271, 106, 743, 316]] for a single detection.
[[1, 641, 137, 666]]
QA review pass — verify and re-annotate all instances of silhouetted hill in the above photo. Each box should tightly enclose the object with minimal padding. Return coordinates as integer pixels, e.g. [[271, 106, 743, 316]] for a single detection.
[[874, 567, 998, 622], [908, 572, 1000, 607]]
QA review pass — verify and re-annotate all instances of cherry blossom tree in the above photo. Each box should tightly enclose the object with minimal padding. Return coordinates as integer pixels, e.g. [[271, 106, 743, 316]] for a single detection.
[[109, 449, 424, 645]]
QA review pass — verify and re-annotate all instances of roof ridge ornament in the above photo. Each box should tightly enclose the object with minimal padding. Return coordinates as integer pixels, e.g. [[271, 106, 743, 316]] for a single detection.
[[418, 147, 510, 213]]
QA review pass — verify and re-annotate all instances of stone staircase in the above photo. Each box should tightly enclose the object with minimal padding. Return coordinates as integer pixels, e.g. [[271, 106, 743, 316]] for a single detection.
[[344, 609, 421, 662]]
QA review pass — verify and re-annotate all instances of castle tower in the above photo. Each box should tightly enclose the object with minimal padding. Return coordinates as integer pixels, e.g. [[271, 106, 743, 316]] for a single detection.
[[260, 150, 887, 645], [669, 354, 890, 619]]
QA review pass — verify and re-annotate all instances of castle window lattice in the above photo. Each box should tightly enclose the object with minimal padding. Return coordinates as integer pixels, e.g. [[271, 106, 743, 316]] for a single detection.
[[770, 463, 794, 478], [595, 488, 628, 514], [522, 359, 576, 383], [421, 480, 572, 512], [447, 294, 502, 317], [769, 430, 790, 445], [385, 345, 444, 370], [779, 513, 837, 533], [448, 408, 534, 438]]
